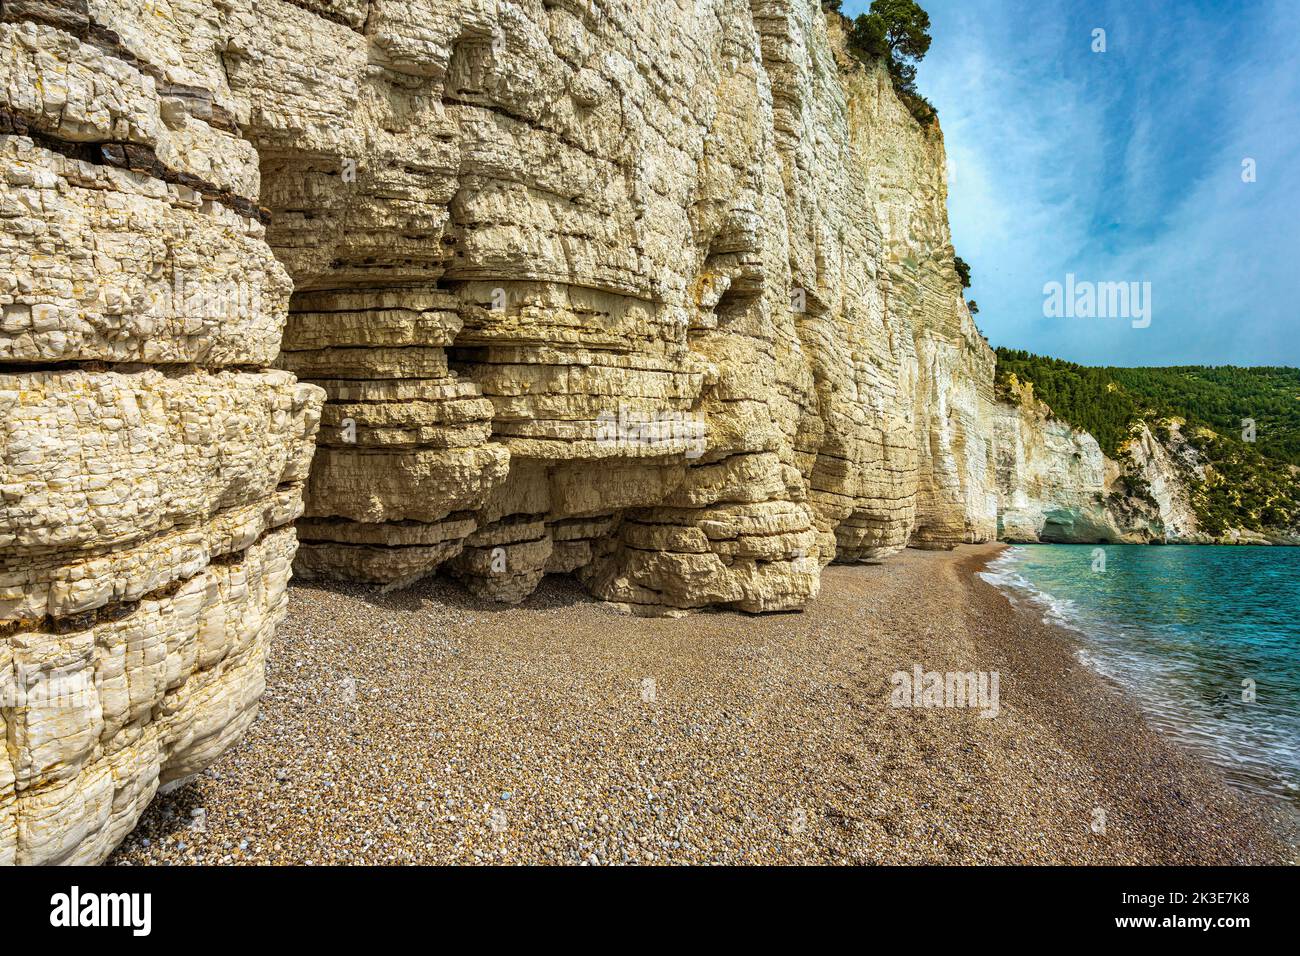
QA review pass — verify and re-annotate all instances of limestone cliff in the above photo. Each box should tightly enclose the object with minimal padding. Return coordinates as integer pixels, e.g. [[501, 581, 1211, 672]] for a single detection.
[[1118, 418, 1295, 545], [0, 0, 323, 863], [839, 18, 997, 550], [239, 0, 946, 612], [0, 0, 1066, 865], [1118, 420, 1206, 543], [992, 369, 1297, 546], [993, 377, 1159, 543]]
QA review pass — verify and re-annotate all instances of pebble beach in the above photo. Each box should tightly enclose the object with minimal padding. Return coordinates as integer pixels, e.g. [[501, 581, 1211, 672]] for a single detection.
[[108, 544, 1295, 865]]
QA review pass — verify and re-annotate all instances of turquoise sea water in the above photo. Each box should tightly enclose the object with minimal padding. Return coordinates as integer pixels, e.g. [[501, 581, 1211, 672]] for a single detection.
[[981, 545, 1300, 806]]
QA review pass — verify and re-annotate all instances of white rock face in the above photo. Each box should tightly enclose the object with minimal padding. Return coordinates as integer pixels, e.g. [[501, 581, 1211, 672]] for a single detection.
[[995, 410, 1109, 543], [0, 0, 323, 863], [993, 387, 1294, 547], [842, 33, 998, 550], [992, 379, 1146, 543], [225, 0, 946, 610], [1121, 421, 1211, 542]]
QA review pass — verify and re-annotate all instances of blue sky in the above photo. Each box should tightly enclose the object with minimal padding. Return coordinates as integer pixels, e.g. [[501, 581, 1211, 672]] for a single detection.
[[840, 0, 1300, 367]]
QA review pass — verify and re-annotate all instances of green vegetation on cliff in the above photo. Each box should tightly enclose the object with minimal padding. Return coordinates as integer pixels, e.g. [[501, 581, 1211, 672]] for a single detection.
[[995, 349, 1300, 535], [825, 0, 938, 125], [1112, 366, 1300, 466]]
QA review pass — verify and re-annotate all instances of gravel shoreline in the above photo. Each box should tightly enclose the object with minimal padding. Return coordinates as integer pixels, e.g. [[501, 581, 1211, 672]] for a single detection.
[[109, 544, 1295, 865]]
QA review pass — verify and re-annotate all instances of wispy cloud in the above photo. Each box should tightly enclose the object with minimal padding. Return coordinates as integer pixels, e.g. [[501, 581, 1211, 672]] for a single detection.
[[842, 0, 1300, 366]]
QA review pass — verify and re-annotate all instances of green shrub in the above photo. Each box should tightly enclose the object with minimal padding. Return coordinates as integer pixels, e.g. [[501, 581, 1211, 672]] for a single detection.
[[954, 255, 971, 289], [842, 1, 938, 126]]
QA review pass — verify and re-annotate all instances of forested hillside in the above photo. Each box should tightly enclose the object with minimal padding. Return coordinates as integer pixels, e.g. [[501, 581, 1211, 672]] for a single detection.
[[995, 351, 1300, 462], [994, 350, 1300, 536], [1112, 366, 1300, 465]]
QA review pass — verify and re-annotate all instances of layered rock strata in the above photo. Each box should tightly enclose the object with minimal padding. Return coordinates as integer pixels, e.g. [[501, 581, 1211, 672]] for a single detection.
[[0, 1, 322, 863], [994, 384, 1121, 543], [236, 0, 937, 613], [988, 376, 1295, 545], [841, 25, 998, 550], [1120, 421, 1212, 543], [1108, 420, 1288, 546]]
